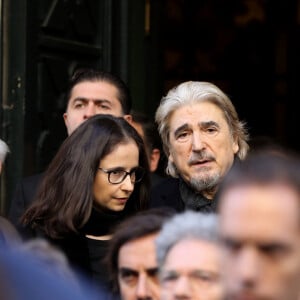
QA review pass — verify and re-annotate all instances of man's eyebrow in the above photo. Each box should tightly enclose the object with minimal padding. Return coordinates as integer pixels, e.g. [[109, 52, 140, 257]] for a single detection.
[[174, 123, 189, 137], [118, 267, 139, 276], [199, 121, 220, 128], [191, 269, 219, 278], [160, 269, 178, 277], [146, 267, 159, 276], [258, 242, 290, 251], [173, 121, 220, 136], [219, 236, 242, 246], [93, 99, 112, 104]]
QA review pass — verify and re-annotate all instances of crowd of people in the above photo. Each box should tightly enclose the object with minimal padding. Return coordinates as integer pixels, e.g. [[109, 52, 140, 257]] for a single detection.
[[0, 68, 300, 300]]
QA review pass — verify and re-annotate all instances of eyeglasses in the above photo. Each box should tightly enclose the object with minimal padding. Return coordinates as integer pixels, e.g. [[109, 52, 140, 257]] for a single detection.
[[98, 167, 145, 184]]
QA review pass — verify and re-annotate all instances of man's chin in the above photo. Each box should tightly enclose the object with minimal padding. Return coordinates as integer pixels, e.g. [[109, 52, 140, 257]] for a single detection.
[[226, 290, 268, 300], [189, 173, 220, 192]]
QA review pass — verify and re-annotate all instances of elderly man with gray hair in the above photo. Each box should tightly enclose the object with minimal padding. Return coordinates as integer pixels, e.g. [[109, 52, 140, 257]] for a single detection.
[[156, 211, 223, 300], [0, 139, 9, 174], [151, 81, 249, 212]]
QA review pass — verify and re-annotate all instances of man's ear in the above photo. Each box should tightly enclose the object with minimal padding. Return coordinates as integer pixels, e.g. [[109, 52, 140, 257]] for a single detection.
[[232, 136, 239, 154], [168, 150, 174, 163], [123, 114, 133, 124], [149, 148, 161, 172], [63, 113, 68, 126], [63, 113, 71, 136]]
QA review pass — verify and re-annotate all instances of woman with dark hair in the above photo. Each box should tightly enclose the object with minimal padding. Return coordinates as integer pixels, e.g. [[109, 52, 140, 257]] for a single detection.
[[21, 114, 150, 290]]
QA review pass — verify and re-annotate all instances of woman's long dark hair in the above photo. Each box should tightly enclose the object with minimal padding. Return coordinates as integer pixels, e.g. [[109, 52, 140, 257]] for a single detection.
[[21, 115, 150, 238]]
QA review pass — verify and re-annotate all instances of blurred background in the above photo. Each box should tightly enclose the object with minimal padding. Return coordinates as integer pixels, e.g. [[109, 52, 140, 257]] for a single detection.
[[1, 0, 299, 213]]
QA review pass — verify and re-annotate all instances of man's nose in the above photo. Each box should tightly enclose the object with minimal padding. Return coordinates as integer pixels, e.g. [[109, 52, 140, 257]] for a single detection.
[[136, 274, 151, 299], [173, 276, 192, 299], [192, 132, 206, 151], [236, 248, 260, 289], [84, 103, 97, 119]]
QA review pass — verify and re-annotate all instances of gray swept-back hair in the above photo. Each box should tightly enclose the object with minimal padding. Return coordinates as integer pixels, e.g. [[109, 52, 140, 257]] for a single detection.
[[155, 211, 218, 266], [155, 81, 249, 177]]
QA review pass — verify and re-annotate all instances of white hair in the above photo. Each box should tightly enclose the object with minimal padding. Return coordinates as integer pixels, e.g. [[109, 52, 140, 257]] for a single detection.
[[0, 139, 9, 162], [155, 211, 218, 266]]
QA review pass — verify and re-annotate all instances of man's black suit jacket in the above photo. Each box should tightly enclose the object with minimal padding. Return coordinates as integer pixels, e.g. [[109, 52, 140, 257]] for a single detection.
[[8, 173, 44, 226]]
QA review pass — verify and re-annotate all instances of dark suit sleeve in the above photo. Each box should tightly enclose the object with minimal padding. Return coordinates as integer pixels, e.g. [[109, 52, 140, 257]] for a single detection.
[[8, 173, 43, 226], [8, 181, 27, 226]]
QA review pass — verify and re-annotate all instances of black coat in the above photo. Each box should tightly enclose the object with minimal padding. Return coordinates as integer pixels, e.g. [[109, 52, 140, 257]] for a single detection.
[[150, 177, 185, 212], [150, 177, 218, 212]]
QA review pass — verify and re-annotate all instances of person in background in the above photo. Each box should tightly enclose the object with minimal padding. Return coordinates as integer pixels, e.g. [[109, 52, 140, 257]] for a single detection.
[[9, 68, 133, 226], [63, 69, 132, 135], [106, 207, 175, 300], [20, 114, 150, 292], [0, 138, 10, 175], [217, 151, 300, 300], [156, 211, 223, 300], [0, 213, 101, 297], [151, 81, 249, 212], [130, 110, 166, 187], [0, 244, 102, 300]]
